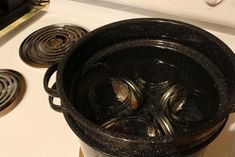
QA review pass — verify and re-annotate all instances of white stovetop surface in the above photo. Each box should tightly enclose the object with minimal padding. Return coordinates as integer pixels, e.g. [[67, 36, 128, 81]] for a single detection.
[[0, 0, 235, 157], [100, 0, 235, 28]]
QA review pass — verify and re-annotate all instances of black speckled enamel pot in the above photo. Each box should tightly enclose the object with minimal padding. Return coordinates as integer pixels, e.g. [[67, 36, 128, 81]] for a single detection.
[[44, 18, 235, 157]]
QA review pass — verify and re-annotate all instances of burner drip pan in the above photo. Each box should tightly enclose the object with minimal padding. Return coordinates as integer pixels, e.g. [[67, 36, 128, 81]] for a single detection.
[[0, 69, 26, 117], [19, 24, 88, 68]]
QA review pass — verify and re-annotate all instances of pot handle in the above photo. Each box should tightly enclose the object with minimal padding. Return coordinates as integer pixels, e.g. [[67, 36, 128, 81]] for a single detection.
[[43, 64, 62, 112], [48, 83, 63, 112], [43, 63, 59, 97]]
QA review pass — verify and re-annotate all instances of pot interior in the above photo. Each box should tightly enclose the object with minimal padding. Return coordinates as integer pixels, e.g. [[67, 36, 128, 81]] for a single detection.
[[67, 39, 221, 137]]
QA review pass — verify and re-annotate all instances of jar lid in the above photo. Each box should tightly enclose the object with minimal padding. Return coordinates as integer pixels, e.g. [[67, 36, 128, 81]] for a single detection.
[[160, 84, 207, 124], [88, 78, 142, 116], [101, 115, 161, 137], [136, 59, 178, 92]]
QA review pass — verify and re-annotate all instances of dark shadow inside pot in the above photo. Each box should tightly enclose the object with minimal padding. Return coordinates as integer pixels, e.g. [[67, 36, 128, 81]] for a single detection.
[[68, 39, 221, 137]]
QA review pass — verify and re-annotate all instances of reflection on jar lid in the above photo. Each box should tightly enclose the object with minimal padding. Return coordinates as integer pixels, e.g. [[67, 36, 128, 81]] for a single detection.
[[160, 84, 207, 124], [152, 111, 174, 136], [135, 59, 179, 101], [88, 78, 142, 116], [137, 59, 178, 86], [101, 115, 160, 137]]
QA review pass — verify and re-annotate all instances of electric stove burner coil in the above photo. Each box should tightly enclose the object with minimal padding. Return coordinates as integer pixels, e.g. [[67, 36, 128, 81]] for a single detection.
[[0, 69, 26, 116], [19, 24, 88, 68]]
